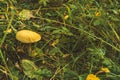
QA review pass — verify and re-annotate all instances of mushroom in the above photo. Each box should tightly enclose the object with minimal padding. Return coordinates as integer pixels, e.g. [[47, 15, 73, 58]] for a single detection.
[[16, 30, 41, 55]]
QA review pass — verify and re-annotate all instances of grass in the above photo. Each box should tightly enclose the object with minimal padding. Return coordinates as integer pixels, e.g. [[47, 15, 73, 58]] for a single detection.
[[0, 0, 120, 80]]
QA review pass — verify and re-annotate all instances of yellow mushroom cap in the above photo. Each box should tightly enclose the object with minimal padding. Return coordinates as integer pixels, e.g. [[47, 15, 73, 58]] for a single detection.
[[16, 30, 41, 43]]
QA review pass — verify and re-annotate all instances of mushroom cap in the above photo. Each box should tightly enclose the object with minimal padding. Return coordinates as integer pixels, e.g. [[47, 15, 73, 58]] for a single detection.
[[16, 30, 41, 43]]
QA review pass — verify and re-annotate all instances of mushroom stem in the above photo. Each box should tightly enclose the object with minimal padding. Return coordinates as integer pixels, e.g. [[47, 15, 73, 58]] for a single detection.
[[28, 44, 32, 55]]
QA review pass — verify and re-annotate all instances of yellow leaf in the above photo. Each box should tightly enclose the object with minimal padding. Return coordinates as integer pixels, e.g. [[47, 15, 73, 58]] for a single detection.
[[64, 15, 69, 20], [101, 68, 110, 73], [51, 39, 59, 47], [95, 11, 101, 16]]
